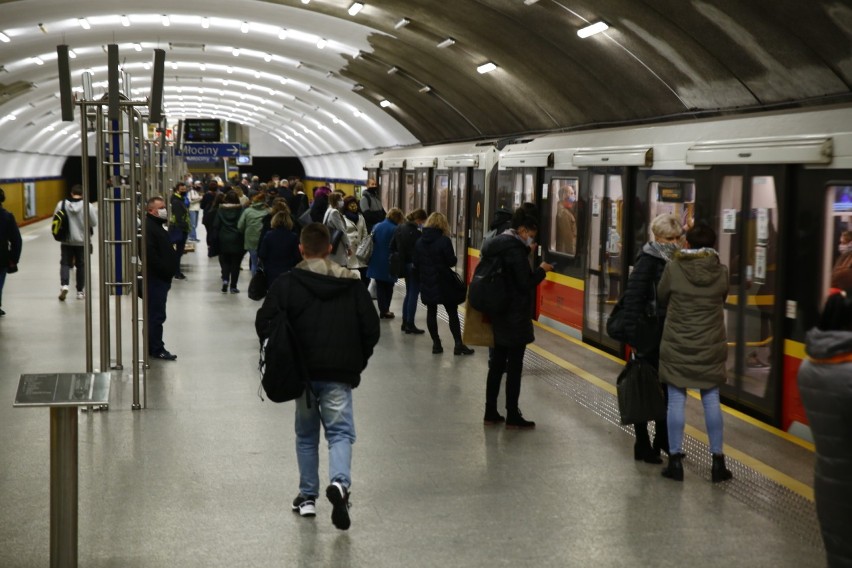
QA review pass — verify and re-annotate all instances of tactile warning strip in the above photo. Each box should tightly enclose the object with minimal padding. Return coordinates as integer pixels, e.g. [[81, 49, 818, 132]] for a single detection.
[[428, 297, 824, 549]]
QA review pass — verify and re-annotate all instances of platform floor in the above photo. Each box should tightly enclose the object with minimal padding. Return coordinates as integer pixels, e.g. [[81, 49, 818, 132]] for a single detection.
[[0, 220, 825, 567]]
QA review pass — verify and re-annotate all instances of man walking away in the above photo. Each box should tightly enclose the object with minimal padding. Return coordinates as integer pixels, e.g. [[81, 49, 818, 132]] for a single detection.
[[255, 223, 380, 530], [55, 184, 97, 300], [145, 196, 179, 361]]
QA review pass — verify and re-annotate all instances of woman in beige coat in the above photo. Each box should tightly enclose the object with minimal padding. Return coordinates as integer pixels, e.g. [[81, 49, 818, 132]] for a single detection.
[[657, 222, 733, 483]]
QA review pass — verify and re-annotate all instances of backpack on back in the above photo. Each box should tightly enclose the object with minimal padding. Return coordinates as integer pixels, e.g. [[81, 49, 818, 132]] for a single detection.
[[52, 200, 69, 242], [468, 254, 509, 315], [258, 279, 310, 403]]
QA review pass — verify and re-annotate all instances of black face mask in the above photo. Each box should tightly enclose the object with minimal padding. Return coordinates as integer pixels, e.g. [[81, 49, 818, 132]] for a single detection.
[[372, 185, 381, 193]]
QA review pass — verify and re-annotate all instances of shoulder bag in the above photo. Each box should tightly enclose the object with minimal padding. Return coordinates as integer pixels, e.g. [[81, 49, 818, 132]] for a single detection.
[[616, 355, 666, 425], [356, 230, 374, 264]]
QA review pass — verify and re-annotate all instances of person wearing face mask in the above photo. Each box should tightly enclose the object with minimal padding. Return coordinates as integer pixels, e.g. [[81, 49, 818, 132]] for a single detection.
[[323, 192, 351, 267], [620, 213, 683, 463], [144, 196, 179, 361], [479, 208, 552, 429], [168, 182, 190, 280], [359, 178, 386, 233], [393, 208, 428, 334], [832, 231, 852, 291], [342, 196, 369, 283]]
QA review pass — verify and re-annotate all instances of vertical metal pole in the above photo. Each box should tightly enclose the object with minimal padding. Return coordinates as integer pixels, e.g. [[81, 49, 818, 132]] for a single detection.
[[50, 407, 78, 568], [130, 111, 142, 410], [80, 103, 93, 373], [112, 108, 125, 371], [96, 106, 110, 371]]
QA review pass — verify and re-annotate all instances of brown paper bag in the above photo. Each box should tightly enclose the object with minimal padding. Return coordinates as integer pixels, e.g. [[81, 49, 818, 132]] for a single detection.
[[462, 298, 494, 347]]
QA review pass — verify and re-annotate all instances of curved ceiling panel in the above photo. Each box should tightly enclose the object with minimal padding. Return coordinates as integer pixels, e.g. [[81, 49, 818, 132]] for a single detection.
[[0, 0, 850, 162]]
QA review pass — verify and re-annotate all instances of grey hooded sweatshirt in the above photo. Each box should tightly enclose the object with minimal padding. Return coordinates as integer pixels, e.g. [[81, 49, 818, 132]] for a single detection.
[[53, 198, 97, 246]]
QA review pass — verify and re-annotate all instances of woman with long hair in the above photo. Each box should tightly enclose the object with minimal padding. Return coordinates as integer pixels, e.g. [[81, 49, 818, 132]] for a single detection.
[[414, 212, 473, 355], [394, 208, 428, 334], [342, 196, 369, 283]]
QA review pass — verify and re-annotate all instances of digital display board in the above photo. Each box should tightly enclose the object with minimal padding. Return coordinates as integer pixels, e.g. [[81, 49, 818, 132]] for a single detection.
[[183, 119, 221, 142]]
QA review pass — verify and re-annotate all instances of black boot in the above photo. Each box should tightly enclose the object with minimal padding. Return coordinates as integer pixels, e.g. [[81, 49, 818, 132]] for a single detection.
[[408, 323, 425, 335], [634, 440, 662, 464], [711, 454, 733, 482], [661, 453, 684, 481], [454, 344, 474, 355], [432, 341, 443, 354], [401, 322, 410, 333], [483, 407, 505, 425], [505, 409, 535, 430], [652, 430, 670, 457]]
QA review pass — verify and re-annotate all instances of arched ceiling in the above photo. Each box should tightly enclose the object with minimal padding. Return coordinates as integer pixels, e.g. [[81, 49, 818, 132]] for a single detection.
[[1, 0, 851, 161]]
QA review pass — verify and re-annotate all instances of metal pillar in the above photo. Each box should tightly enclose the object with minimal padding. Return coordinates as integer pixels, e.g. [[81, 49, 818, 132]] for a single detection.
[[49, 407, 77, 568]]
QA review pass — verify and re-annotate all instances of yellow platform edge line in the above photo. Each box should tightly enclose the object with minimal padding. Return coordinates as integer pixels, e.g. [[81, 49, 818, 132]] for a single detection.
[[527, 333, 815, 502], [533, 320, 625, 365]]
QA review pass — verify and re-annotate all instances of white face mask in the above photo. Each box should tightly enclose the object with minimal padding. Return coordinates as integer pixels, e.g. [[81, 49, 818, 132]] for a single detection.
[[840, 242, 852, 254], [156, 208, 168, 220]]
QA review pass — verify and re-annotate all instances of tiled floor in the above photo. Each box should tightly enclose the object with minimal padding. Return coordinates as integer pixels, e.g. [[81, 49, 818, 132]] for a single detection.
[[0, 220, 824, 567]]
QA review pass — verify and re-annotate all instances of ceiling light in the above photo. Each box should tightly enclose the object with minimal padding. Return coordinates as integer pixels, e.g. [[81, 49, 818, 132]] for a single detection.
[[394, 18, 410, 29], [278, 28, 288, 40], [201, 17, 209, 29], [264, 53, 272, 62], [437, 37, 455, 48], [6, 114, 16, 121], [387, 66, 398, 74], [348, 2, 364, 16], [170, 61, 178, 69], [241, 21, 249, 33], [162, 15, 170, 27], [302, 0, 310, 4], [255, 71, 261, 78], [133, 43, 142, 51], [578, 21, 609, 38], [200, 63, 206, 71], [352, 83, 364, 91], [143, 62, 151, 70], [77, 18, 92, 31], [419, 85, 431, 93], [121, 15, 130, 27], [33, 57, 44, 66], [477, 62, 497, 74], [379, 99, 391, 108], [352, 110, 361, 117], [38, 23, 48, 34], [232, 48, 240, 56], [524, 0, 540, 4], [0, 32, 10, 43], [280, 78, 288, 85], [69, 49, 77, 59], [226, 67, 233, 74], [317, 38, 327, 49]]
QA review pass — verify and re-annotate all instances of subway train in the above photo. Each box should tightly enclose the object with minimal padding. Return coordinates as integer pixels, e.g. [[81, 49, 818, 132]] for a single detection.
[[362, 104, 852, 437]]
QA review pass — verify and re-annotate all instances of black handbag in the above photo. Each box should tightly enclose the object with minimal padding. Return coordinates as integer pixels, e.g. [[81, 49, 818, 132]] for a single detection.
[[248, 266, 268, 301], [633, 281, 661, 355], [441, 269, 467, 306], [605, 296, 627, 342], [616, 357, 666, 425]]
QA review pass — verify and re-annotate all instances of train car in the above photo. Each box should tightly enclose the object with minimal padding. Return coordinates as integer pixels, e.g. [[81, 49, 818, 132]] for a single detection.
[[365, 142, 500, 278], [367, 105, 852, 437]]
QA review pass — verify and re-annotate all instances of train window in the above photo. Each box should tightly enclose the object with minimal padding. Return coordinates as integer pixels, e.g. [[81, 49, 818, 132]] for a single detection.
[[415, 169, 429, 210], [380, 171, 392, 211], [403, 172, 415, 214], [434, 173, 449, 216], [549, 178, 579, 257], [646, 180, 695, 240], [824, 185, 852, 299]]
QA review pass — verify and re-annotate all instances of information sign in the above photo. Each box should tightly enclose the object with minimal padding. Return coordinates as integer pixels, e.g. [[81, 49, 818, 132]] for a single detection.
[[177, 143, 240, 158], [14, 373, 111, 407]]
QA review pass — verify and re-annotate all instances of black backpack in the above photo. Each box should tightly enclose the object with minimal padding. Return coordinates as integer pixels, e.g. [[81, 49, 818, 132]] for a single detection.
[[52, 200, 69, 242], [258, 279, 310, 403], [469, 254, 509, 314]]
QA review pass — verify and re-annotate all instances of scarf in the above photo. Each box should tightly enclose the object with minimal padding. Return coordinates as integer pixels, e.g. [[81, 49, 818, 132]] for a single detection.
[[343, 210, 359, 224], [649, 241, 679, 262]]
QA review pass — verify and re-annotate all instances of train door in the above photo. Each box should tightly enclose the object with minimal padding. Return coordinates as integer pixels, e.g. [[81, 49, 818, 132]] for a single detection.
[[495, 167, 537, 211], [448, 167, 470, 273], [380, 169, 402, 211], [433, 170, 450, 217], [415, 168, 431, 211], [469, 168, 487, 252], [402, 170, 416, 214], [714, 166, 785, 420], [583, 169, 627, 350]]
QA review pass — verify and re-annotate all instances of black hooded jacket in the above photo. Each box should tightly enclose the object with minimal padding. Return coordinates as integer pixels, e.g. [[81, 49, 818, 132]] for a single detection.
[[255, 265, 380, 387], [479, 232, 546, 346], [145, 213, 179, 281]]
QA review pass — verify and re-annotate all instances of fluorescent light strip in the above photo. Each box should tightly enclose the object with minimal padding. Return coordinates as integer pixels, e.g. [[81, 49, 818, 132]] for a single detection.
[[348, 3, 364, 16], [394, 18, 410, 29], [201, 17, 209, 29], [121, 15, 130, 27], [578, 21, 608, 38], [317, 38, 327, 49], [379, 99, 391, 108], [241, 21, 249, 33], [78, 18, 90, 30], [437, 37, 455, 48], [476, 62, 497, 74]]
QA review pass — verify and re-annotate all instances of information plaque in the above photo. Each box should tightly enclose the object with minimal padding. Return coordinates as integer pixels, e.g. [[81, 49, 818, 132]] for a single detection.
[[14, 373, 111, 407]]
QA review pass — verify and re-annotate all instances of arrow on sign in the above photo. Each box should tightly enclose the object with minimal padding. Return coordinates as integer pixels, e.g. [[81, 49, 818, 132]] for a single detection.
[[177, 143, 241, 158]]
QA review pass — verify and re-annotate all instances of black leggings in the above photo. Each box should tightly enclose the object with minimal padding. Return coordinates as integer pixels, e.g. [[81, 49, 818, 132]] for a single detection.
[[425, 303, 462, 346]]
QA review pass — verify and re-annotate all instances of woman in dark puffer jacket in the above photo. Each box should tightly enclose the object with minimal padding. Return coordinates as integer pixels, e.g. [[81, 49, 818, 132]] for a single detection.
[[798, 289, 852, 568]]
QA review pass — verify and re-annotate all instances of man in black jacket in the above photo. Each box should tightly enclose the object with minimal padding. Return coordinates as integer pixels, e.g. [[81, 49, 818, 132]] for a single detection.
[[169, 183, 190, 280], [255, 222, 380, 530], [145, 196, 179, 361], [359, 178, 385, 232]]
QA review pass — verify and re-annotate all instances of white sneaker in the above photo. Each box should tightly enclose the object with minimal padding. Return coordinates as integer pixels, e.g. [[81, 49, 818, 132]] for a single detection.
[[58, 286, 69, 301], [76, 291, 85, 300], [291, 494, 317, 517]]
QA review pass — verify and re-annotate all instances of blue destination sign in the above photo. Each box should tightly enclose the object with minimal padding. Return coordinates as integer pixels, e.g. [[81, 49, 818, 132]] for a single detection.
[[177, 143, 240, 158], [184, 156, 220, 164]]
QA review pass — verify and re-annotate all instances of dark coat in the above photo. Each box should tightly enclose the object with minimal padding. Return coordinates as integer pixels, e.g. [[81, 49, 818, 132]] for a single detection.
[[360, 188, 385, 231], [258, 227, 302, 285], [392, 221, 421, 267], [797, 328, 852, 568], [0, 207, 22, 267], [414, 227, 456, 305], [169, 193, 190, 233], [366, 218, 398, 282], [214, 205, 244, 254], [255, 263, 381, 387], [658, 249, 729, 389], [479, 232, 546, 346], [145, 214, 179, 281], [623, 244, 669, 359]]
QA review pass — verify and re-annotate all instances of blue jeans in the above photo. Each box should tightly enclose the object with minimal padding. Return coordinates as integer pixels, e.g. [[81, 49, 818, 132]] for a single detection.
[[248, 249, 258, 276], [188, 210, 199, 241], [295, 381, 356, 497], [666, 385, 725, 455], [402, 263, 420, 324]]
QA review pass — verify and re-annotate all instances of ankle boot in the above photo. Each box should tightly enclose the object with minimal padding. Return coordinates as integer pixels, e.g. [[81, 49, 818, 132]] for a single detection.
[[454, 344, 474, 355], [652, 431, 670, 456], [661, 453, 684, 481], [711, 454, 733, 482], [408, 323, 425, 335], [505, 409, 535, 430], [432, 341, 443, 354], [634, 440, 662, 464], [483, 407, 505, 425]]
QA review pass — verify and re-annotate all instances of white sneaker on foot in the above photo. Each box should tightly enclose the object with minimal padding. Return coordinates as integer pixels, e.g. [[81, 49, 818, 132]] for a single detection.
[[326, 482, 351, 530], [58, 286, 69, 301], [291, 494, 317, 517], [76, 291, 85, 300]]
